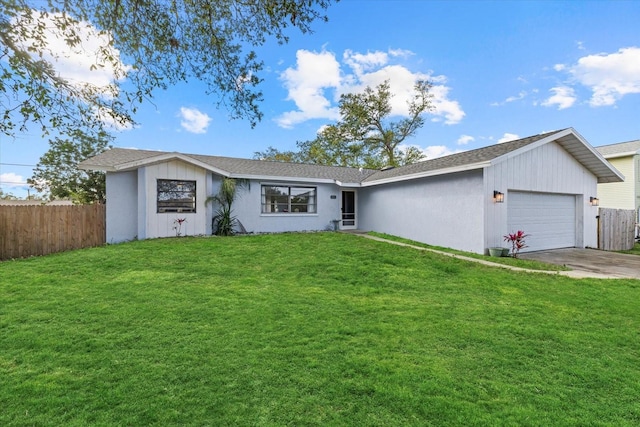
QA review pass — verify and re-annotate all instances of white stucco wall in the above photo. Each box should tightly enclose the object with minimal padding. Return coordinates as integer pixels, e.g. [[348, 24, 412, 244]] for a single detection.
[[106, 171, 138, 243], [358, 170, 485, 253], [485, 141, 599, 251], [224, 178, 343, 233]]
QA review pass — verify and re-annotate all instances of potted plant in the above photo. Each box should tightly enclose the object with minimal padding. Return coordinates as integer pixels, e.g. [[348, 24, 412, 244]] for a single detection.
[[489, 247, 506, 257]]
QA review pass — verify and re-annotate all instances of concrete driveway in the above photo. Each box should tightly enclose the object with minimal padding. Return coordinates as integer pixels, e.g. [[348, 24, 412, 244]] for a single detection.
[[519, 248, 640, 279]]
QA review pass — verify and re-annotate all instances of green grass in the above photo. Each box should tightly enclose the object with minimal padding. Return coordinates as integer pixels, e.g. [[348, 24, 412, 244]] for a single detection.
[[1, 232, 639, 426], [619, 242, 640, 256], [368, 231, 569, 271]]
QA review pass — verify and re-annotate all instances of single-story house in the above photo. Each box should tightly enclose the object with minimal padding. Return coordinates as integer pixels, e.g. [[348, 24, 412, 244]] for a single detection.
[[596, 139, 640, 222], [79, 127, 623, 254]]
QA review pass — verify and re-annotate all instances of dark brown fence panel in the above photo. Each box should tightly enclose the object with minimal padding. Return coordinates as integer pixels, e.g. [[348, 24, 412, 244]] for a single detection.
[[0, 204, 106, 260], [598, 208, 636, 251]]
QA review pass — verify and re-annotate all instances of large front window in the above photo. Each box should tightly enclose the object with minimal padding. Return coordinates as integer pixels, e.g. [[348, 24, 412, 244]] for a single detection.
[[261, 185, 316, 213], [157, 179, 196, 213]]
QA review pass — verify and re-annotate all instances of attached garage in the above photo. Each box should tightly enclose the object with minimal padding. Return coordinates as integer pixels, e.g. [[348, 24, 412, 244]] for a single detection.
[[507, 191, 577, 252], [81, 127, 624, 254]]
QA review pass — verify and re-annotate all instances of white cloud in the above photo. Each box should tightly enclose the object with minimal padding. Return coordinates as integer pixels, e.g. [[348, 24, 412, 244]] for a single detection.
[[343, 49, 389, 76], [13, 11, 129, 95], [178, 107, 212, 134], [397, 144, 462, 161], [569, 47, 640, 106], [0, 173, 29, 192], [428, 83, 465, 124], [491, 90, 528, 106], [457, 135, 475, 145], [9, 10, 135, 132], [422, 145, 463, 159], [0, 172, 27, 185], [276, 48, 465, 128], [388, 48, 414, 59], [277, 49, 342, 128], [541, 86, 577, 110], [506, 91, 527, 103], [94, 106, 135, 131], [497, 133, 519, 143]]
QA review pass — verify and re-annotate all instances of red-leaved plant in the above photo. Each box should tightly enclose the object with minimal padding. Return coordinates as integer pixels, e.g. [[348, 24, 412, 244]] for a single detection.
[[504, 230, 529, 258], [173, 218, 187, 237]]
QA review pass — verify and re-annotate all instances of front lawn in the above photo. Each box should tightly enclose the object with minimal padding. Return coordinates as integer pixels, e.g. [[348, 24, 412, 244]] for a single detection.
[[367, 231, 569, 271], [1, 233, 639, 426]]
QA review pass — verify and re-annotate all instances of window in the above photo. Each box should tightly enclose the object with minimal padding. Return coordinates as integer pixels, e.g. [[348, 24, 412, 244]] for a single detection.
[[157, 179, 196, 213], [261, 185, 316, 214]]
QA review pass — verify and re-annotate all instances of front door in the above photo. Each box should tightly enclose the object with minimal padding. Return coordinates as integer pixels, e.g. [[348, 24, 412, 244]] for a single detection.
[[341, 191, 357, 230]]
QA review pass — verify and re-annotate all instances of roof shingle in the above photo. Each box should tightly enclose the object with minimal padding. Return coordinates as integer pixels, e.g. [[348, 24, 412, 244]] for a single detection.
[[80, 128, 620, 184], [596, 140, 640, 157]]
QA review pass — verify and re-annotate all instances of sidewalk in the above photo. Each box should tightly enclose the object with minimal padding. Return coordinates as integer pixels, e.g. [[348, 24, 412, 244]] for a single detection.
[[356, 233, 617, 280]]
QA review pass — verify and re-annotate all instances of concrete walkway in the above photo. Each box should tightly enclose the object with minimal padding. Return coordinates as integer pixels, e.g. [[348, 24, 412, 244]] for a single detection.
[[357, 234, 637, 280], [519, 247, 640, 280]]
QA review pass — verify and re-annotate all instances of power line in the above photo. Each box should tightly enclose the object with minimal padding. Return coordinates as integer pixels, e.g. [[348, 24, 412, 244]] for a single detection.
[[0, 162, 37, 167]]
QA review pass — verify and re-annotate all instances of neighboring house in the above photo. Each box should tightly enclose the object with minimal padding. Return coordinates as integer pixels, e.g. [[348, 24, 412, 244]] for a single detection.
[[79, 128, 622, 254], [596, 139, 640, 224]]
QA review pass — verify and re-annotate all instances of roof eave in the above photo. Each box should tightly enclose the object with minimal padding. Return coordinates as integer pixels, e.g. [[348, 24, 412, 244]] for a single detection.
[[602, 151, 640, 159], [108, 152, 231, 177], [77, 162, 117, 172], [229, 173, 339, 185], [491, 128, 624, 183], [361, 161, 490, 187]]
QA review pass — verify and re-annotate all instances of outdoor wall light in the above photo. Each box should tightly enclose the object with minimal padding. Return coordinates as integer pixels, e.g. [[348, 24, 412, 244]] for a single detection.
[[590, 196, 599, 206], [493, 191, 504, 203]]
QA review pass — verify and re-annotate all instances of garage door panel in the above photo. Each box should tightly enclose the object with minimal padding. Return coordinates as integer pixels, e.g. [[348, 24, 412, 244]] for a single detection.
[[508, 192, 576, 252]]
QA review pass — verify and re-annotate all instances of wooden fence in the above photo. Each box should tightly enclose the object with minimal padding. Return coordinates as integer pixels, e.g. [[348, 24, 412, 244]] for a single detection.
[[598, 208, 637, 251], [0, 204, 106, 260]]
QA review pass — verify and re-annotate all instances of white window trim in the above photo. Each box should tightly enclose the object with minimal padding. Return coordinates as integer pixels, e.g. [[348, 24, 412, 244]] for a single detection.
[[260, 183, 317, 215]]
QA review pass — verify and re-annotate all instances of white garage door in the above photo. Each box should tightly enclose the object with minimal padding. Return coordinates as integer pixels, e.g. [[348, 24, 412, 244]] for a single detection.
[[507, 192, 576, 252]]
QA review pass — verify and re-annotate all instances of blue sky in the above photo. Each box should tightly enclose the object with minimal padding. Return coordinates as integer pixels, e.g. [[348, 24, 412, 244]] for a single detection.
[[2, 0, 640, 198]]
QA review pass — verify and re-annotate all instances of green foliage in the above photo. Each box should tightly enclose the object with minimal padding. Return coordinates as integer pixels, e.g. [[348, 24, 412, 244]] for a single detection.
[[1, 233, 640, 425], [368, 231, 569, 271], [0, 0, 333, 141], [256, 79, 434, 168], [619, 242, 640, 256], [28, 129, 110, 203], [253, 145, 299, 163], [0, 189, 19, 200], [207, 177, 247, 236]]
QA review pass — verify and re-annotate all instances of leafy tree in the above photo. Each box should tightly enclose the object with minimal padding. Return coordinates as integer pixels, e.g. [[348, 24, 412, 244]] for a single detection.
[[256, 79, 434, 168], [0, 189, 19, 200], [253, 146, 300, 163], [207, 177, 248, 236], [28, 130, 111, 203], [1, 0, 334, 141]]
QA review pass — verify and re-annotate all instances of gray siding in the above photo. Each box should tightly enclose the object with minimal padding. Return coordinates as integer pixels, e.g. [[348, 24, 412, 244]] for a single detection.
[[359, 170, 485, 253], [230, 179, 343, 233], [106, 171, 138, 243], [485, 141, 598, 251], [141, 160, 209, 239]]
